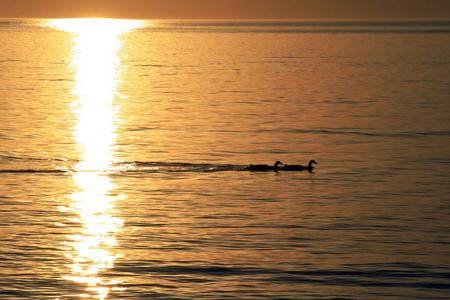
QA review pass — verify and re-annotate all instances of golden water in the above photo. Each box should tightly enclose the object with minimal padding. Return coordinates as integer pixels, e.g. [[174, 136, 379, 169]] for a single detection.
[[0, 19, 449, 299]]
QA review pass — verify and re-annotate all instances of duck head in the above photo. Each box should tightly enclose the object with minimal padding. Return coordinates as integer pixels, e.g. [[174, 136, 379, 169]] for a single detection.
[[308, 160, 318, 167]]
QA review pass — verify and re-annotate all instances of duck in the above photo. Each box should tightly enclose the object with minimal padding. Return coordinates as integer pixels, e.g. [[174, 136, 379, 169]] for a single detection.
[[249, 161, 283, 171], [283, 160, 318, 171]]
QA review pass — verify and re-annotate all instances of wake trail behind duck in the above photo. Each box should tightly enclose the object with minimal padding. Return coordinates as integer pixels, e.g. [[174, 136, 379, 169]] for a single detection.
[[0, 155, 249, 173]]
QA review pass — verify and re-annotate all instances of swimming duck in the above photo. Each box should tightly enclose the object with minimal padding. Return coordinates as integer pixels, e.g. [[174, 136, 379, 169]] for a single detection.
[[283, 160, 318, 171], [249, 161, 283, 171]]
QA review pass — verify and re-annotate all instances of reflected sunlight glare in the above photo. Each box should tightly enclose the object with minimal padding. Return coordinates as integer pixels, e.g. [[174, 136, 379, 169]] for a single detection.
[[48, 18, 143, 300], [49, 18, 143, 171]]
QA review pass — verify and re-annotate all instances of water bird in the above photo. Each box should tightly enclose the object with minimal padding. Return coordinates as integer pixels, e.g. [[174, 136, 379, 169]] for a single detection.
[[283, 160, 318, 171], [249, 161, 283, 171]]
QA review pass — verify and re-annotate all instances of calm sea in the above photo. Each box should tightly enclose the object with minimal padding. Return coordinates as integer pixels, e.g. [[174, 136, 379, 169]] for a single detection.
[[0, 19, 449, 300]]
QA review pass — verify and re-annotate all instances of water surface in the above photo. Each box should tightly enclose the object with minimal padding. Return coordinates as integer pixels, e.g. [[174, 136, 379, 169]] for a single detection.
[[0, 19, 449, 299]]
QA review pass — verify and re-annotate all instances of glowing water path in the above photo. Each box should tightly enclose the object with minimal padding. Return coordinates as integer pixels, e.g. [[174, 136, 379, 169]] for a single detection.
[[48, 19, 142, 300]]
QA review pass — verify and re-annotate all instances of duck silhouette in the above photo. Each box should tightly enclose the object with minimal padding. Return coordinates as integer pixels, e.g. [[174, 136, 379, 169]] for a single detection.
[[283, 160, 318, 171], [249, 161, 283, 171]]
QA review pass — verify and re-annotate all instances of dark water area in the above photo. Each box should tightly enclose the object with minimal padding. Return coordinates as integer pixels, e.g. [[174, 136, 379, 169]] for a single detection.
[[1, 19, 450, 299]]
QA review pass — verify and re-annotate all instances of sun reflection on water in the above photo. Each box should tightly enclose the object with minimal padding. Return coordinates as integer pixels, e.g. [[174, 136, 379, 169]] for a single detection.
[[48, 19, 143, 299]]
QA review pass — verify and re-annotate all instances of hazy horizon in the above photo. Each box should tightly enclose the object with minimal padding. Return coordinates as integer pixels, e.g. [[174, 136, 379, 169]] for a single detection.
[[1, 0, 449, 20]]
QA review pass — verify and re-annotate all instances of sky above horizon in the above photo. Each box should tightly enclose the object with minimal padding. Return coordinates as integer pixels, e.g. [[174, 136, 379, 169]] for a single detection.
[[0, 0, 449, 20]]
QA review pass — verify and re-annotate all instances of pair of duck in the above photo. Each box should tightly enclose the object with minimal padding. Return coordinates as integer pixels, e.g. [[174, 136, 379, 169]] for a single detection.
[[249, 160, 318, 171]]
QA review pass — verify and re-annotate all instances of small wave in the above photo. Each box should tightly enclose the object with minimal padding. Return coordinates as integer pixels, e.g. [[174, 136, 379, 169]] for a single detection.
[[140, 20, 450, 34], [116, 161, 249, 173], [115, 262, 450, 290], [116, 263, 277, 276], [287, 128, 450, 138], [0, 155, 75, 173], [0, 155, 69, 162], [0, 156, 250, 173], [0, 169, 68, 173]]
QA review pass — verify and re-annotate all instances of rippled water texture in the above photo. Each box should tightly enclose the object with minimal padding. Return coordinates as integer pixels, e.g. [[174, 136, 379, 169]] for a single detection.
[[0, 19, 449, 299]]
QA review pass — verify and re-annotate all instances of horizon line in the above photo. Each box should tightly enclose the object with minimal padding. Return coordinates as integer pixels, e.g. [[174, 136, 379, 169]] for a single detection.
[[2, 16, 450, 21]]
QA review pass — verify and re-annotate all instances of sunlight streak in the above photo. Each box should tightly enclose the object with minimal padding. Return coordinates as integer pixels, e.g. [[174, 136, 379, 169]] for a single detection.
[[49, 18, 142, 171], [48, 19, 142, 300]]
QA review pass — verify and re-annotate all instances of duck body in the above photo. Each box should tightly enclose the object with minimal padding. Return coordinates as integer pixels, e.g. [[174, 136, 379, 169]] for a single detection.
[[249, 161, 283, 171], [283, 160, 318, 171]]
